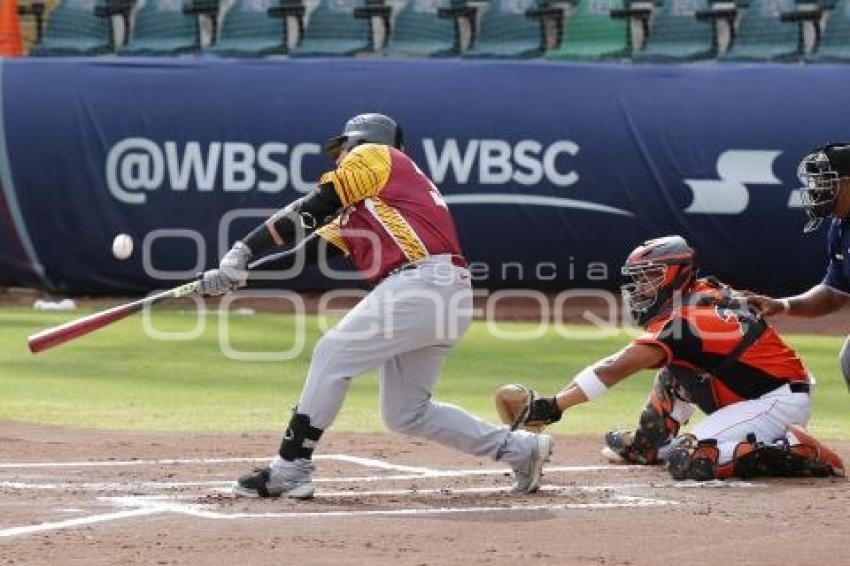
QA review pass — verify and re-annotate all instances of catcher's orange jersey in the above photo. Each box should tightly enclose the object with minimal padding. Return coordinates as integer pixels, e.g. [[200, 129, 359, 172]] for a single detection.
[[634, 280, 808, 408], [315, 144, 464, 283]]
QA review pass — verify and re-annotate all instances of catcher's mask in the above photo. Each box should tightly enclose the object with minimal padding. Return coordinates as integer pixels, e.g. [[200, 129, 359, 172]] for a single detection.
[[621, 235, 696, 327], [798, 143, 850, 233], [324, 113, 404, 160]]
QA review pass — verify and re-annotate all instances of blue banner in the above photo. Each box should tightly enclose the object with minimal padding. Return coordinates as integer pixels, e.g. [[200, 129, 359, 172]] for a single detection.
[[0, 58, 843, 294]]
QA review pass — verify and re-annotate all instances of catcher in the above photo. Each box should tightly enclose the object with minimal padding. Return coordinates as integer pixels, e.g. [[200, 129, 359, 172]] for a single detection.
[[496, 236, 845, 481]]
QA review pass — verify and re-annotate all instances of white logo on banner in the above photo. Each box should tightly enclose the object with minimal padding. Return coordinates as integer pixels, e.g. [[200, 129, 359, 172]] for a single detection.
[[422, 138, 580, 187], [684, 150, 783, 214], [105, 138, 321, 204]]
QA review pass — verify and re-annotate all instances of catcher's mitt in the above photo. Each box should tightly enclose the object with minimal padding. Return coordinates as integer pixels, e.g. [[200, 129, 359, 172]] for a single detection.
[[493, 384, 562, 432]]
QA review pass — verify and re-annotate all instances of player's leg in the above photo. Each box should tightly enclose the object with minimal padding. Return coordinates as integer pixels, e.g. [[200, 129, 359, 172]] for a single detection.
[[604, 366, 696, 464], [667, 384, 812, 480], [234, 260, 484, 498], [379, 344, 551, 493], [234, 282, 429, 498]]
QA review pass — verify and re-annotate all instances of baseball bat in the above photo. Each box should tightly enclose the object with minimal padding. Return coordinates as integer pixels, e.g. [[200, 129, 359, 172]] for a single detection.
[[27, 280, 201, 354]]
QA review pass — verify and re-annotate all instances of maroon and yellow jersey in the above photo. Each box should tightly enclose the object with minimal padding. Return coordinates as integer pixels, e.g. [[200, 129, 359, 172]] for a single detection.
[[315, 144, 464, 283], [634, 280, 808, 408]]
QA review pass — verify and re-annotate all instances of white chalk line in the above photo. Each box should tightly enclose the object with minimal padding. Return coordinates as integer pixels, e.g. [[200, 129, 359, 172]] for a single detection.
[[0, 508, 161, 539], [0, 478, 764, 494], [0, 481, 680, 540], [0, 455, 643, 475], [0, 464, 657, 493], [0, 453, 755, 541], [103, 492, 680, 522]]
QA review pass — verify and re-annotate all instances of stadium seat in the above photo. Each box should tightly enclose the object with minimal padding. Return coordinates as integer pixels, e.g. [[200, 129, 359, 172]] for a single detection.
[[383, 0, 460, 57], [119, 0, 201, 56], [635, 0, 716, 61], [289, 0, 372, 57], [463, 0, 546, 58], [29, 0, 116, 55], [209, 0, 288, 57], [808, 0, 850, 61], [719, 0, 801, 61], [546, 0, 630, 61]]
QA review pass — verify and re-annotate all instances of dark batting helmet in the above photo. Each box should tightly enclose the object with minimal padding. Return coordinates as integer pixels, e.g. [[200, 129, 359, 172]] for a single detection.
[[324, 113, 404, 159], [621, 235, 697, 326], [798, 142, 850, 233]]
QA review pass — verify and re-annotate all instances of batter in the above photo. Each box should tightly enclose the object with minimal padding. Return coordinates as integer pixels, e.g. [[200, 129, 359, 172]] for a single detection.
[[199, 113, 552, 498]]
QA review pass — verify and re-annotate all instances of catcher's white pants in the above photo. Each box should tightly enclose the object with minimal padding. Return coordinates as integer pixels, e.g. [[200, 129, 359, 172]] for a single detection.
[[297, 255, 531, 467], [664, 382, 811, 464]]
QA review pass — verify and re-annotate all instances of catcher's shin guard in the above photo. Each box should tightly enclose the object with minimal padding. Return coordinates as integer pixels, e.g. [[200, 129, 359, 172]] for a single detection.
[[785, 424, 845, 477], [607, 369, 687, 465], [279, 410, 324, 461], [668, 434, 765, 481], [667, 435, 726, 481]]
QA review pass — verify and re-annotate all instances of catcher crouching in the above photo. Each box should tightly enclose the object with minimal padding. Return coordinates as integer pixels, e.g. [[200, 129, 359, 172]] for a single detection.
[[496, 235, 845, 481]]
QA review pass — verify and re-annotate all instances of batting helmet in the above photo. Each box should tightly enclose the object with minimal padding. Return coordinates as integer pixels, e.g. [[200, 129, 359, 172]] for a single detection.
[[324, 113, 404, 159], [798, 142, 850, 233], [621, 235, 697, 326]]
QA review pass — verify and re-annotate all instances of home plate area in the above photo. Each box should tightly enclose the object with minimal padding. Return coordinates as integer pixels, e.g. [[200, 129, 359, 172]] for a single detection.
[[0, 451, 765, 539]]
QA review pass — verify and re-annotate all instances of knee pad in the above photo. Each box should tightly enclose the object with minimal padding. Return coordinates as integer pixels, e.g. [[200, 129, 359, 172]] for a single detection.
[[279, 409, 324, 461]]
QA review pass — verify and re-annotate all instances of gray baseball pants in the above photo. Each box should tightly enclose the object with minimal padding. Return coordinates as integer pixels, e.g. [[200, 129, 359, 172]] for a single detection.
[[296, 255, 531, 467]]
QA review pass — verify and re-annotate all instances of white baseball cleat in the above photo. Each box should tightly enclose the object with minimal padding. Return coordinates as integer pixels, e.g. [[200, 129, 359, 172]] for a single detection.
[[232, 458, 316, 499]]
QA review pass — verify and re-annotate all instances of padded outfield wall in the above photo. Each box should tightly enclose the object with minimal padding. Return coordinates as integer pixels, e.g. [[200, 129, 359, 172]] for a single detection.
[[0, 58, 840, 294]]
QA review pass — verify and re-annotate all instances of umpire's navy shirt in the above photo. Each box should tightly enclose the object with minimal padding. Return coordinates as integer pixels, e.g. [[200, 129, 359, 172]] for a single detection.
[[823, 218, 850, 294]]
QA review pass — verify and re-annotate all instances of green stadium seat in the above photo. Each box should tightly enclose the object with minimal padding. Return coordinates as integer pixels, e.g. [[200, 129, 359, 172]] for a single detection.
[[463, 0, 546, 58], [289, 0, 372, 57], [383, 0, 459, 57], [808, 0, 850, 61], [119, 0, 200, 56], [29, 0, 115, 56], [635, 0, 717, 61], [546, 0, 630, 61], [209, 0, 288, 57], [719, 0, 801, 61]]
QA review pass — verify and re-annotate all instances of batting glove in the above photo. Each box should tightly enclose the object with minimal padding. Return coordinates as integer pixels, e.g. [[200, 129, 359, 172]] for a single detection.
[[200, 242, 252, 296]]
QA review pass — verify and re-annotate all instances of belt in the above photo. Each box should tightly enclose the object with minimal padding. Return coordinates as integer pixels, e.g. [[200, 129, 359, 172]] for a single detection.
[[789, 382, 810, 394], [387, 255, 468, 278]]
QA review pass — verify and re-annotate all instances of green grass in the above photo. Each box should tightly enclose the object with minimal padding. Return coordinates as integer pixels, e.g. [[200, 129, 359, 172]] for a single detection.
[[2, 307, 848, 439]]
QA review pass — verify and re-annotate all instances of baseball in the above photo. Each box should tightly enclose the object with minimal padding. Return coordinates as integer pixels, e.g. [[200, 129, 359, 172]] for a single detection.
[[111, 233, 133, 260]]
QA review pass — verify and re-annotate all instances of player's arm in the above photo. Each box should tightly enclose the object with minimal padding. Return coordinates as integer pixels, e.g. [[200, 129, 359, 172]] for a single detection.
[[741, 284, 850, 317], [241, 183, 342, 255], [248, 232, 346, 273], [199, 184, 343, 296], [519, 344, 667, 426], [554, 343, 667, 410]]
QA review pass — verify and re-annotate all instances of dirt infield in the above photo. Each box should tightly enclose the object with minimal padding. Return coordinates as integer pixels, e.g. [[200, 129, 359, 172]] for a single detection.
[[0, 422, 846, 565]]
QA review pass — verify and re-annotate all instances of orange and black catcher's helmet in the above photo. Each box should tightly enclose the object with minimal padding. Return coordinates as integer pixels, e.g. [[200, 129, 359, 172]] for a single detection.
[[621, 235, 697, 326]]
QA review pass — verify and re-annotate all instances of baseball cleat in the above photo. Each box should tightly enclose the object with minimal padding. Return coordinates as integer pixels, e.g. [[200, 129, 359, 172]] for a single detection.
[[232, 467, 316, 499], [600, 446, 622, 463], [512, 433, 553, 493]]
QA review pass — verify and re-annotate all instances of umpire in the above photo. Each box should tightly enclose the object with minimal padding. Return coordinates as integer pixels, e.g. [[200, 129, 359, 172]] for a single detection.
[[745, 143, 850, 387]]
